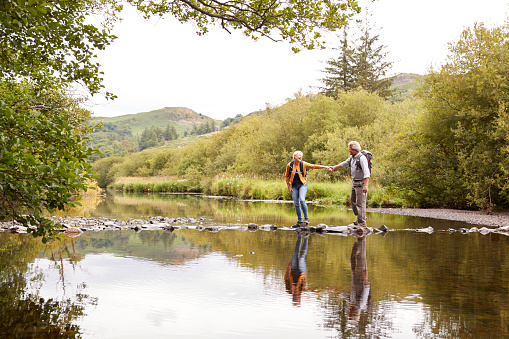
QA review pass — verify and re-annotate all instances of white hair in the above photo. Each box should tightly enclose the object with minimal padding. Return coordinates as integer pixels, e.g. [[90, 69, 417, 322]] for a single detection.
[[348, 141, 361, 152], [293, 150, 303, 158]]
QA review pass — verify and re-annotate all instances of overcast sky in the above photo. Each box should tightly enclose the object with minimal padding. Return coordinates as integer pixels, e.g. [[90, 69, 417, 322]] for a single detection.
[[87, 0, 509, 120]]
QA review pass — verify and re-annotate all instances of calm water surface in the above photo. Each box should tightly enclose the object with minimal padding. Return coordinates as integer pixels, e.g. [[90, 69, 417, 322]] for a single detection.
[[1, 193, 508, 338]]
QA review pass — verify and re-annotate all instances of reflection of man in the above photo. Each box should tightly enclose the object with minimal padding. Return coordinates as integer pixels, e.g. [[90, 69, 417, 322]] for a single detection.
[[349, 233, 371, 322], [284, 233, 308, 306]]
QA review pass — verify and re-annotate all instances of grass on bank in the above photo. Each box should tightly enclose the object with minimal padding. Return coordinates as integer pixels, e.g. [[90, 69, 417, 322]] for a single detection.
[[112, 176, 404, 207]]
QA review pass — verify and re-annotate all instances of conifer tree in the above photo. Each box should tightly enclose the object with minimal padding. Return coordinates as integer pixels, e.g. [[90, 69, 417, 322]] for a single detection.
[[320, 11, 394, 99], [320, 27, 356, 96], [164, 123, 173, 141], [171, 125, 178, 140]]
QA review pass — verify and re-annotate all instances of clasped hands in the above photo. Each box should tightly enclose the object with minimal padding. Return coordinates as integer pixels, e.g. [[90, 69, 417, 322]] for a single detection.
[[326, 166, 335, 172]]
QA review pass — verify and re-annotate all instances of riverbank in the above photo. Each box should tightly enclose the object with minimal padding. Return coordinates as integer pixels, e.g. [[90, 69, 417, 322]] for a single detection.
[[367, 207, 509, 227]]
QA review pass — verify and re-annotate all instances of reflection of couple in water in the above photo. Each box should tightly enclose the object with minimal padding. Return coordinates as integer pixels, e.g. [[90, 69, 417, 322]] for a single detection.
[[284, 231, 371, 322]]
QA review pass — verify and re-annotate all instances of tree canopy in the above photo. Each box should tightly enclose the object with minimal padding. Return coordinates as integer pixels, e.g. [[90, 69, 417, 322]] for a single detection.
[[130, 0, 361, 52], [0, 0, 120, 97], [0, 81, 97, 241], [384, 22, 509, 210]]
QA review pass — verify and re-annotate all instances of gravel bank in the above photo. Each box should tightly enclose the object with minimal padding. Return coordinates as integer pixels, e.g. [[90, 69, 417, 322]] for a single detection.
[[367, 208, 509, 227]]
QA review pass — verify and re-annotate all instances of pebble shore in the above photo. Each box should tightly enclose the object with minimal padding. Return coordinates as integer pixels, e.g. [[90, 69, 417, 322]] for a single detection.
[[367, 208, 509, 227]]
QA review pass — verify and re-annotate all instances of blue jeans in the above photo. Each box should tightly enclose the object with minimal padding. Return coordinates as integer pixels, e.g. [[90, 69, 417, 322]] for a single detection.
[[292, 184, 308, 222], [291, 234, 308, 273]]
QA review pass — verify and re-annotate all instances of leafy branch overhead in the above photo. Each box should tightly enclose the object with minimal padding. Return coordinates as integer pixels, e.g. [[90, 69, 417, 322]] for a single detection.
[[130, 0, 361, 52], [0, 0, 121, 97]]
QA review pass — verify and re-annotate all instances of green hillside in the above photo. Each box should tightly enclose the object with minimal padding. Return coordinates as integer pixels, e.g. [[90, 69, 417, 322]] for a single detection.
[[88, 107, 221, 161], [92, 106, 219, 136], [389, 73, 421, 102]]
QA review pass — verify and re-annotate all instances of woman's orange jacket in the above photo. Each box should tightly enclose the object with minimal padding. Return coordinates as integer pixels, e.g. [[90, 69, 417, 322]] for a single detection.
[[285, 161, 323, 186]]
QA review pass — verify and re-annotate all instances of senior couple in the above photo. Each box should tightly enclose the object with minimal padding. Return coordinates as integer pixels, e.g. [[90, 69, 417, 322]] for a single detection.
[[284, 141, 370, 228]]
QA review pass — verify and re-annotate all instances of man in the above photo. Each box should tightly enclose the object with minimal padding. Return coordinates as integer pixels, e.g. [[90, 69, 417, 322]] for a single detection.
[[328, 141, 370, 227]]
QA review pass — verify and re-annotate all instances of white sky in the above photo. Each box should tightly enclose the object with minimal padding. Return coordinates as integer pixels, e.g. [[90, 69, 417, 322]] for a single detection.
[[88, 0, 509, 120]]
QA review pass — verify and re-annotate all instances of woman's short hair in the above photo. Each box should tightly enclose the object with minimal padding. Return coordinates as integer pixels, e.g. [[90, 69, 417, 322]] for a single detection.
[[348, 141, 361, 152], [293, 150, 303, 158]]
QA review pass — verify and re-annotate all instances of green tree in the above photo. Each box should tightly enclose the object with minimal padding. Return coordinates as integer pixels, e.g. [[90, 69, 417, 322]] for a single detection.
[[319, 27, 356, 97], [387, 23, 509, 209], [320, 12, 394, 99], [353, 13, 394, 98], [0, 0, 119, 96], [0, 81, 97, 241], [171, 125, 178, 140], [164, 123, 171, 141]]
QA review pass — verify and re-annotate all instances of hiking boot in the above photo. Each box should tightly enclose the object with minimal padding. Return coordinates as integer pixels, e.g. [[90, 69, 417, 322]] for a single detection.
[[352, 216, 366, 225], [292, 222, 303, 228], [304, 218, 310, 224]]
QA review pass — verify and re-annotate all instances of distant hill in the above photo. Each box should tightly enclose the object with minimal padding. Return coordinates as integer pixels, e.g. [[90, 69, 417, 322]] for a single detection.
[[88, 107, 221, 161], [389, 73, 422, 101], [92, 107, 219, 136]]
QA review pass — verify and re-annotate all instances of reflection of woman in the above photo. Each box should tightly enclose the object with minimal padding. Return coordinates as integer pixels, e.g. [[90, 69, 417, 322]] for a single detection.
[[285, 151, 328, 226], [349, 233, 371, 323], [284, 234, 308, 306]]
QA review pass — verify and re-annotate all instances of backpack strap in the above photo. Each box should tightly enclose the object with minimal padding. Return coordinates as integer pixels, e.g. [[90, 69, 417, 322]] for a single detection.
[[290, 160, 306, 177], [356, 151, 366, 171]]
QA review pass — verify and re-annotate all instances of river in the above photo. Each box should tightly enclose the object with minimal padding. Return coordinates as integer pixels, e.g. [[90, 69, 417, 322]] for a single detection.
[[1, 192, 508, 338]]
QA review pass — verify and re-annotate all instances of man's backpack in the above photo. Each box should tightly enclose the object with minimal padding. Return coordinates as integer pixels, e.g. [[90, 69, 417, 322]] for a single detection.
[[355, 150, 373, 174], [289, 160, 306, 177]]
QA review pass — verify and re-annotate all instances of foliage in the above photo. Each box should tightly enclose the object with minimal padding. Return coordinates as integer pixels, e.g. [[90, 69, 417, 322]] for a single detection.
[[221, 114, 245, 129], [92, 156, 125, 188], [130, 0, 361, 52], [320, 27, 356, 97], [385, 23, 509, 209], [102, 88, 405, 208], [0, 80, 98, 241], [0, 0, 119, 97], [139, 125, 165, 150], [320, 11, 394, 98], [96, 90, 394, 185], [0, 234, 96, 338], [189, 121, 216, 137]]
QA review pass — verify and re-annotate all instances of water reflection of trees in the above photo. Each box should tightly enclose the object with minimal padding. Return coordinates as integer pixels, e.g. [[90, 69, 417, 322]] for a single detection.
[[69, 230, 211, 265], [0, 234, 95, 338]]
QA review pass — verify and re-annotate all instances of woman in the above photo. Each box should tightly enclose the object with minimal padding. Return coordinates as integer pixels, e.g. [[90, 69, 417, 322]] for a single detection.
[[285, 151, 328, 226]]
